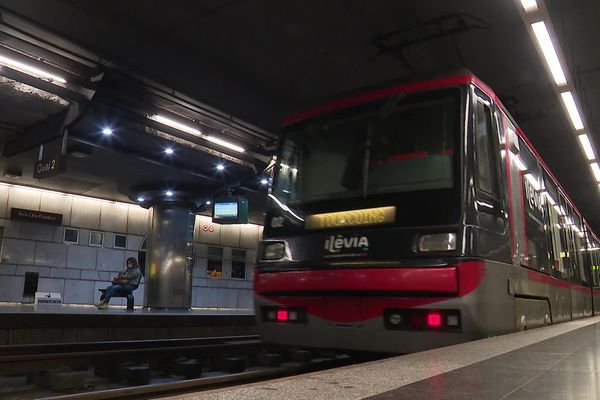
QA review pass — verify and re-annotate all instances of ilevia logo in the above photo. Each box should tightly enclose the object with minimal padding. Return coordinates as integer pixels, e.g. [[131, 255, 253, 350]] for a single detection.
[[324, 234, 369, 256]]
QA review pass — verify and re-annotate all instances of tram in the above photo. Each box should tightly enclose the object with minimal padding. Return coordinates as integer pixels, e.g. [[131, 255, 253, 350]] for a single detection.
[[253, 71, 600, 353]]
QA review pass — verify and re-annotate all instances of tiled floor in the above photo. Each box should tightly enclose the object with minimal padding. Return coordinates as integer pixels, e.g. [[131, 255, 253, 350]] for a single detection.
[[165, 317, 600, 400], [367, 323, 600, 400]]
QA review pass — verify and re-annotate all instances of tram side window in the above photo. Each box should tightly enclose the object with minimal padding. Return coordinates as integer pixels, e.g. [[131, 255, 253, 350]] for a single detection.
[[571, 211, 588, 284], [474, 97, 499, 197], [518, 139, 550, 271], [591, 241, 600, 288], [543, 173, 567, 279], [557, 195, 573, 277]]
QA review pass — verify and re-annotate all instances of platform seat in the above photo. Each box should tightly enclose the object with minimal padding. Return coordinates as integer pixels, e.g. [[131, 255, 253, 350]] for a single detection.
[[99, 288, 134, 310]]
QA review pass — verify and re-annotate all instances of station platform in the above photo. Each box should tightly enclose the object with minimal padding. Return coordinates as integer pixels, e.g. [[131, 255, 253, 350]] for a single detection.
[[166, 316, 600, 400], [0, 303, 256, 345]]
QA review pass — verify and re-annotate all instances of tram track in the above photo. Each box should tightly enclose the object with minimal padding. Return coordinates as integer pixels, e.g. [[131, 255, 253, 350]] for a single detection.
[[0, 336, 380, 400]]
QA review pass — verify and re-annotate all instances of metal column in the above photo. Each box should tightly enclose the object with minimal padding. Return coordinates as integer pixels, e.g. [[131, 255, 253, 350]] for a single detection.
[[144, 203, 196, 309]]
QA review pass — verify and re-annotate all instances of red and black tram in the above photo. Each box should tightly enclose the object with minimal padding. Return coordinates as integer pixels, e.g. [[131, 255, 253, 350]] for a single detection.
[[253, 71, 600, 353]]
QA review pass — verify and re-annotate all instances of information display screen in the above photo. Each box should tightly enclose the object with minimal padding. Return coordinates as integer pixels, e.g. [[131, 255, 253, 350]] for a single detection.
[[214, 202, 239, 219], [211, 196, 249, 224]]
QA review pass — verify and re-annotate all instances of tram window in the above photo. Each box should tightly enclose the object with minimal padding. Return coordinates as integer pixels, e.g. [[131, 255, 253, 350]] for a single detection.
[[557, 195, 573, 277], [591, 241, 600, 288], [474, 98, 499, 196], [519, 139, 550, 271], [571, 211, 588, 284], [207, 246, 223, 278], [543, 173, 566, 279]]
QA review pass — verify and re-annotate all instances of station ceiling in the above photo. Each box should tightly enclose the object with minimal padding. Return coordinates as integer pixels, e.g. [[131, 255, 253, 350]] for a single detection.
[[0, 0, 599, 230]]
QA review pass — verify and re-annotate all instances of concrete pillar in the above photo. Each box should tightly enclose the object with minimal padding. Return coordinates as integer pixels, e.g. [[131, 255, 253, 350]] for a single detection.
[[144, 203, 196, 309]]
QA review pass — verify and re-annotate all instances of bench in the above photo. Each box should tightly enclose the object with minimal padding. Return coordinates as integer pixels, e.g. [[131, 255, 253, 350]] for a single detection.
[[98, 288, 135, 310]]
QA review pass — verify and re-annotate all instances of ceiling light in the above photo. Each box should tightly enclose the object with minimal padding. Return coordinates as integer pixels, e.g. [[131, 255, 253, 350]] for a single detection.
[[560, 91, 585, 130], [137, 197, 145, 202], [148, 114, 245, 153], [0, 54, 67, 84], [149, 114, 201, 136], [205, 135, 245, 153], [260, 179, 268, 185], [165, 190, 173, 197], [216, 164, 225, 171], [531, 21, 567, 86], [521, 0, 538, 13], [164, 147, 174, 155], [206, 200, 211, 205], [578, 134, 596, 161], [591, 163, 600, 182], [102, 127, 113, 136]]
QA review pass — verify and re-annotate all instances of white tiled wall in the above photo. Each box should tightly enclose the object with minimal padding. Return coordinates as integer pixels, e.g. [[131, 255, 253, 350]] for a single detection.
[[0, 184, 261, 309]]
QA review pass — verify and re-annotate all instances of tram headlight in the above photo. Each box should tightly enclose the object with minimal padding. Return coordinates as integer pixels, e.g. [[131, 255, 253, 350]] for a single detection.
[[261, 241, 286, 260], [418, 233, 457, 252]]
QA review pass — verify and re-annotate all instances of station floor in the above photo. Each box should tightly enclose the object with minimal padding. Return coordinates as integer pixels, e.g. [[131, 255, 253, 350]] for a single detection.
[[162, 316, 600, 400]]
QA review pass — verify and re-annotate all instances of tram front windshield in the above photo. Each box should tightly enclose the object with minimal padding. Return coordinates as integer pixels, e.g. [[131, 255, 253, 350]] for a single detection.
[[273, 89, 462, 224]]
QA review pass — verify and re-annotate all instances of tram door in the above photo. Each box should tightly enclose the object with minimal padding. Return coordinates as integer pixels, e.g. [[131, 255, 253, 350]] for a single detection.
[[472, 90, 510, 253]]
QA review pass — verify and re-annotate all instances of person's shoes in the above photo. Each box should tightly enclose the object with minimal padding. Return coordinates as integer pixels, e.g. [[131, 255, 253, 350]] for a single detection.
[[95, 300, 108, 309]]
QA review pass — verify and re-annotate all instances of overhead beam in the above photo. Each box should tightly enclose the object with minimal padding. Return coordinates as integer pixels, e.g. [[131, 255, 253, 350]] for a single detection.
[[2, 103, 78, 157]]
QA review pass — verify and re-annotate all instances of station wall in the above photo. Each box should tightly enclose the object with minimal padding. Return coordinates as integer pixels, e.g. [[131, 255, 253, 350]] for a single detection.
[[0, 183, 262, 309]]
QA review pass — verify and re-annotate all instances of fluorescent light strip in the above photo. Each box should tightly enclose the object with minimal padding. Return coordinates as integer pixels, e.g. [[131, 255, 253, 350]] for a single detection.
[[521, 0, 539, 12], [578, 134, 596, 161], [591, 162, 600, 181], [149, 114, 201, 136], [0, 54, 67, 84], [149, 114, 245, 153], [560, 91, 585, 131], [531, 21, 567, 86], [205, 135, 245, 153]]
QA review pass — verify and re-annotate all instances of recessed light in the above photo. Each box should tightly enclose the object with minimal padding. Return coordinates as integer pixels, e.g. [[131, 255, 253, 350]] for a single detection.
[[137, 197, 145, 202], [165, 190, 173, 197], [102, 127, 113, 136], [216, 164, 225, 171], [165, 147, 174, 155], [260, 179, 268, 185], [206, 200, 211, 205]]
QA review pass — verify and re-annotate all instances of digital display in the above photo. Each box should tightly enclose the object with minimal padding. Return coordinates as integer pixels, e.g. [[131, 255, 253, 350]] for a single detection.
[[214, 202, 239, 219]]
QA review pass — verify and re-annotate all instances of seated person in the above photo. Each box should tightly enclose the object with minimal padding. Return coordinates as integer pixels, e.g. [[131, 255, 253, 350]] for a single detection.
[[95, 257, 142, 309]]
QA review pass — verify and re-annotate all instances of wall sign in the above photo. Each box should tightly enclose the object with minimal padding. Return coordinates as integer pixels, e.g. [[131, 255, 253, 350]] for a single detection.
[[11, 207, 63, 225], [33, 155, 65, 179]]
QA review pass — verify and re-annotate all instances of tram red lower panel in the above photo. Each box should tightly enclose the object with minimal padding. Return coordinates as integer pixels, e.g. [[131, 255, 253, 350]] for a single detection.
[[255, 261, 485, 324]]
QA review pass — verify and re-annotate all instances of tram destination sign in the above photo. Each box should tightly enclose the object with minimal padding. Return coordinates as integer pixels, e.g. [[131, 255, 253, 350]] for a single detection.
[[10, 208, 63, 225], [33, 155, 65, 179], [305, 206, 396, 230]]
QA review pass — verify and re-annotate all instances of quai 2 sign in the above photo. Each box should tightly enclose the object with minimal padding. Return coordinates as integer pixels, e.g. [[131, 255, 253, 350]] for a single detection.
[[33, 156, 66, 179]]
